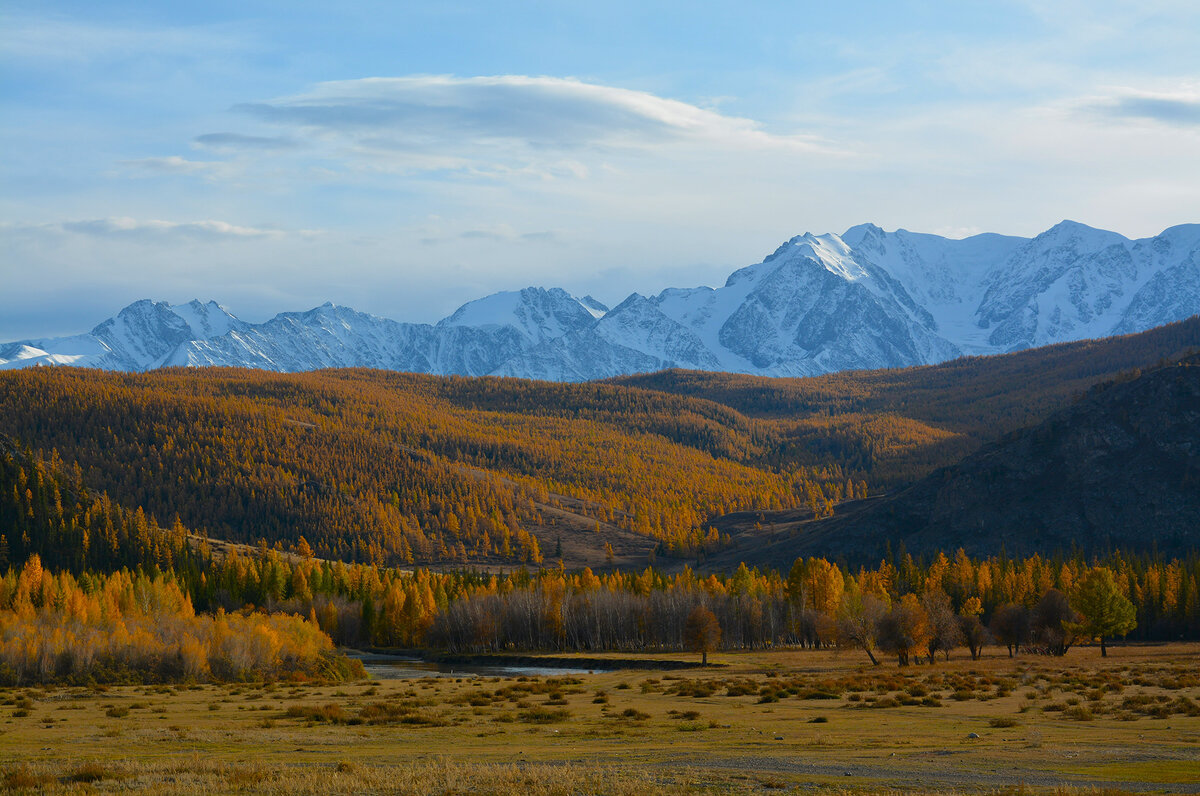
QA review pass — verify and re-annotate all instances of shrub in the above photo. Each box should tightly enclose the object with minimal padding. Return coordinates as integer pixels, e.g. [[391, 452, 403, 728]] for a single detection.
[[69, 763, 112, 783], [3, 766, 49, 789], [284, 703, 348, 724], [520, 707, 572, 724]]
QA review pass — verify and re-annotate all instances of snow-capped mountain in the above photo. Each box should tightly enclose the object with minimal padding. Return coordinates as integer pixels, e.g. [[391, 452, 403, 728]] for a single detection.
[[0, 299, 246, 371], [3, 221, 1198, 380], [79, 288, 610, 378]]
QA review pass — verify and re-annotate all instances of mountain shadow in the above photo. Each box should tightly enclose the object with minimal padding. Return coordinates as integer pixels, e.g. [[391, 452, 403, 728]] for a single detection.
[[728, 355, 1200, 567]]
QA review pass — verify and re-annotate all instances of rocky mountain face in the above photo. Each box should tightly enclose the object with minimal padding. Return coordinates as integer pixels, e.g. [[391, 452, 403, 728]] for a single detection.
[[3, 222, 1198, 378], [737, 356, 1200, 565]]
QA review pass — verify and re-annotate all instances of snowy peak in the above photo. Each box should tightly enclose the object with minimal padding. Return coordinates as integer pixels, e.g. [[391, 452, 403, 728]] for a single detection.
[[2, 222, 1197, 380], [82, 299, 247, 370], [726, 231, 861, 288], [577, 295, 610, 319], [1039, 219, 1128, 245], [440, 287, 603, 344], [169, 299, 244, 340]]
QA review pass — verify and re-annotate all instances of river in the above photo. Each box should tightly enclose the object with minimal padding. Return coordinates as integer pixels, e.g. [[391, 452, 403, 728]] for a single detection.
[[344, 651, 606, 680]]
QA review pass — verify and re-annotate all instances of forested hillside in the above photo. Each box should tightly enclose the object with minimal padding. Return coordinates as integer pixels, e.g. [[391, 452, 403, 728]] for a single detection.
[[612, 316, 1200, 486], [3, 425, 1199, 668], [1, 318, 1196, 570], [0, 434, 195, 575], [0, 439, 362, 684], [724, 355, 1200, 567], [0, 368, 852, 566]]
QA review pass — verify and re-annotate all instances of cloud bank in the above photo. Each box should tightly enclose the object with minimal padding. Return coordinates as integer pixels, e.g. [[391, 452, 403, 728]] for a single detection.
[[10, 217, 290, 241], [232, 75, 827, 158], [1086, 87, 1200, 127]]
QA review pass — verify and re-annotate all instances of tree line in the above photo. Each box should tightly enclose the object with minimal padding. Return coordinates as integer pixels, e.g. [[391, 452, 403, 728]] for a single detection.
[[0, 555, 361, 685], [2, 426, 1197, 675]]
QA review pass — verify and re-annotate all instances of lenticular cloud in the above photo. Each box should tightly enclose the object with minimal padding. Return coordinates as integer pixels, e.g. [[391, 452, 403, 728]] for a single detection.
[[234, 75, 819, 153]]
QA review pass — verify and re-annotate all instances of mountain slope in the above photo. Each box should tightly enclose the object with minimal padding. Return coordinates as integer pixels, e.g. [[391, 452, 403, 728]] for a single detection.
[[726, 356, 1200, 567], [2, 222, 1197, 379], [612, 315, 1200, 487], [0, 366, 849, 566], [0, 299, 245, 371]]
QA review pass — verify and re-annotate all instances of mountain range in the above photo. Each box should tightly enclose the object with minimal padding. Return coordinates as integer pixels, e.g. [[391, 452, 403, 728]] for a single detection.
[[4, 220, 1198, 379]]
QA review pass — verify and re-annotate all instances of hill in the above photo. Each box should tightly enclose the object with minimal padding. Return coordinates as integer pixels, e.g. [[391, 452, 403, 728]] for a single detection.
[[0, 367, 844, 567], [612, 316, 1200, 486], [713, 356, 1200, 569]]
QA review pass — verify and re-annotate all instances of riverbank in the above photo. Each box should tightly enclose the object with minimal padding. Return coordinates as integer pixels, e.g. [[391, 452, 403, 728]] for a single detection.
[[360, 648, 717, 671]]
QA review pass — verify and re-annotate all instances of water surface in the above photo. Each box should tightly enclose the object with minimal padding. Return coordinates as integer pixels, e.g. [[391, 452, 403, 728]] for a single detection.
[[345, 651, 603, 680]]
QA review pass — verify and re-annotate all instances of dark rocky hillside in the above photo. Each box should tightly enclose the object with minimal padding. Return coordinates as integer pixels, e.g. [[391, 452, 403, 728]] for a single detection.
[[718, 356, 1200, 568]]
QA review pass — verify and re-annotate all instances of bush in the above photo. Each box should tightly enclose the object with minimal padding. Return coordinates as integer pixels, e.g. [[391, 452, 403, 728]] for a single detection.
[[69, 763, 113, 783], [284, 703, 349, 724], [520, 707, 572, 724], [3, 766, 50, 789]]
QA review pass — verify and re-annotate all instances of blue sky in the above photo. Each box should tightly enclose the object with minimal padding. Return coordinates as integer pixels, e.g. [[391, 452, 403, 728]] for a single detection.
[[3, 0, 1198, 338]]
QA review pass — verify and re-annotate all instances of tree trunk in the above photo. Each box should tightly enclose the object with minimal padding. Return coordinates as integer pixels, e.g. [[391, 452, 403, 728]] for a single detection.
[[865, 648, 879, 666], [1100, 637, 1107, 657], [701, 649, 707, 666]]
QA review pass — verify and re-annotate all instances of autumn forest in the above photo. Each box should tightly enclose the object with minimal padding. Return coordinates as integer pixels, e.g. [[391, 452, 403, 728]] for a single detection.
[[1, 317, 1199, 684]]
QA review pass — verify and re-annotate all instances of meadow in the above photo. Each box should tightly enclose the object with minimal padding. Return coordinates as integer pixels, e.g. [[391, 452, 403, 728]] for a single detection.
[[2, 644, 1198, 794]]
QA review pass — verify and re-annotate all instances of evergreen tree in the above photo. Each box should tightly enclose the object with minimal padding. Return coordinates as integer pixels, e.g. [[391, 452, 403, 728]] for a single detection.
[[1069, 566, 1137, 656]]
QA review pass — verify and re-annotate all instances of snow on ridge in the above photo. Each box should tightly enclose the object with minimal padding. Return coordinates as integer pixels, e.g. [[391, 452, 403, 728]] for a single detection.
[[2, 221, 1197, 379]]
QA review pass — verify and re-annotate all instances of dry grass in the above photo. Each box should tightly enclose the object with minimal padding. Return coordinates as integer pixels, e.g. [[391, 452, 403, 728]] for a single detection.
[[0, 643, 1197, 793]]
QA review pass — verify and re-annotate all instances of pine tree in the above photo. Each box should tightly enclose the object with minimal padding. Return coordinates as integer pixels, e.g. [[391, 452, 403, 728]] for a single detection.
[[1069, 566, 1137, 656]]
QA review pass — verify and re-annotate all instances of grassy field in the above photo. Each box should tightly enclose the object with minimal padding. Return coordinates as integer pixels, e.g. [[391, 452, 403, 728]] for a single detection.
[[2, 644, 1199, 794]]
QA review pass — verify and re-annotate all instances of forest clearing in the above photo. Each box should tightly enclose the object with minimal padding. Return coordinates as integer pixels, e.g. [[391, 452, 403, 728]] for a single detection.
[[2, 644, 1198, 794]]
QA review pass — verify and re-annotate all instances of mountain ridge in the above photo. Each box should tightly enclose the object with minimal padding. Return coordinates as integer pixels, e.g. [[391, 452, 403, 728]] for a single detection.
[[709, 353, 1200, 568], [4, 221, 1197, 379]]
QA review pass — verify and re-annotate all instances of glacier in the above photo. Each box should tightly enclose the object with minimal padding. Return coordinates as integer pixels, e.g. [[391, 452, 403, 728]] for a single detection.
[[3, 221, 1198, 380]]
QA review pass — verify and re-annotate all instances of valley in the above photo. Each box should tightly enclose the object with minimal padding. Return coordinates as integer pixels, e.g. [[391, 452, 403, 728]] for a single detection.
[[3, 645, 1199, 794]]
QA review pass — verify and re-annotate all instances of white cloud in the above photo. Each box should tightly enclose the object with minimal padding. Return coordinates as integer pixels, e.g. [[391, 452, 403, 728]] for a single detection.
[[8, 217, 289, 241], [0, 15, 254, 64], [119, 156, 230, 176], [232, 75, 835, 163], [417, 222, 561, 246]]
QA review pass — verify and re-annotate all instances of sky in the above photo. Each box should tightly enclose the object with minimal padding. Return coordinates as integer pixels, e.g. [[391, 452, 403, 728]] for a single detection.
[[2, 0, 1199, 339]]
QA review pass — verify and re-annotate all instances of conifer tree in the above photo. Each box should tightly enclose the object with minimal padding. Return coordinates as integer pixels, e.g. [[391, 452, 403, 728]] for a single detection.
[[1069, 566, 1137, 656]]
